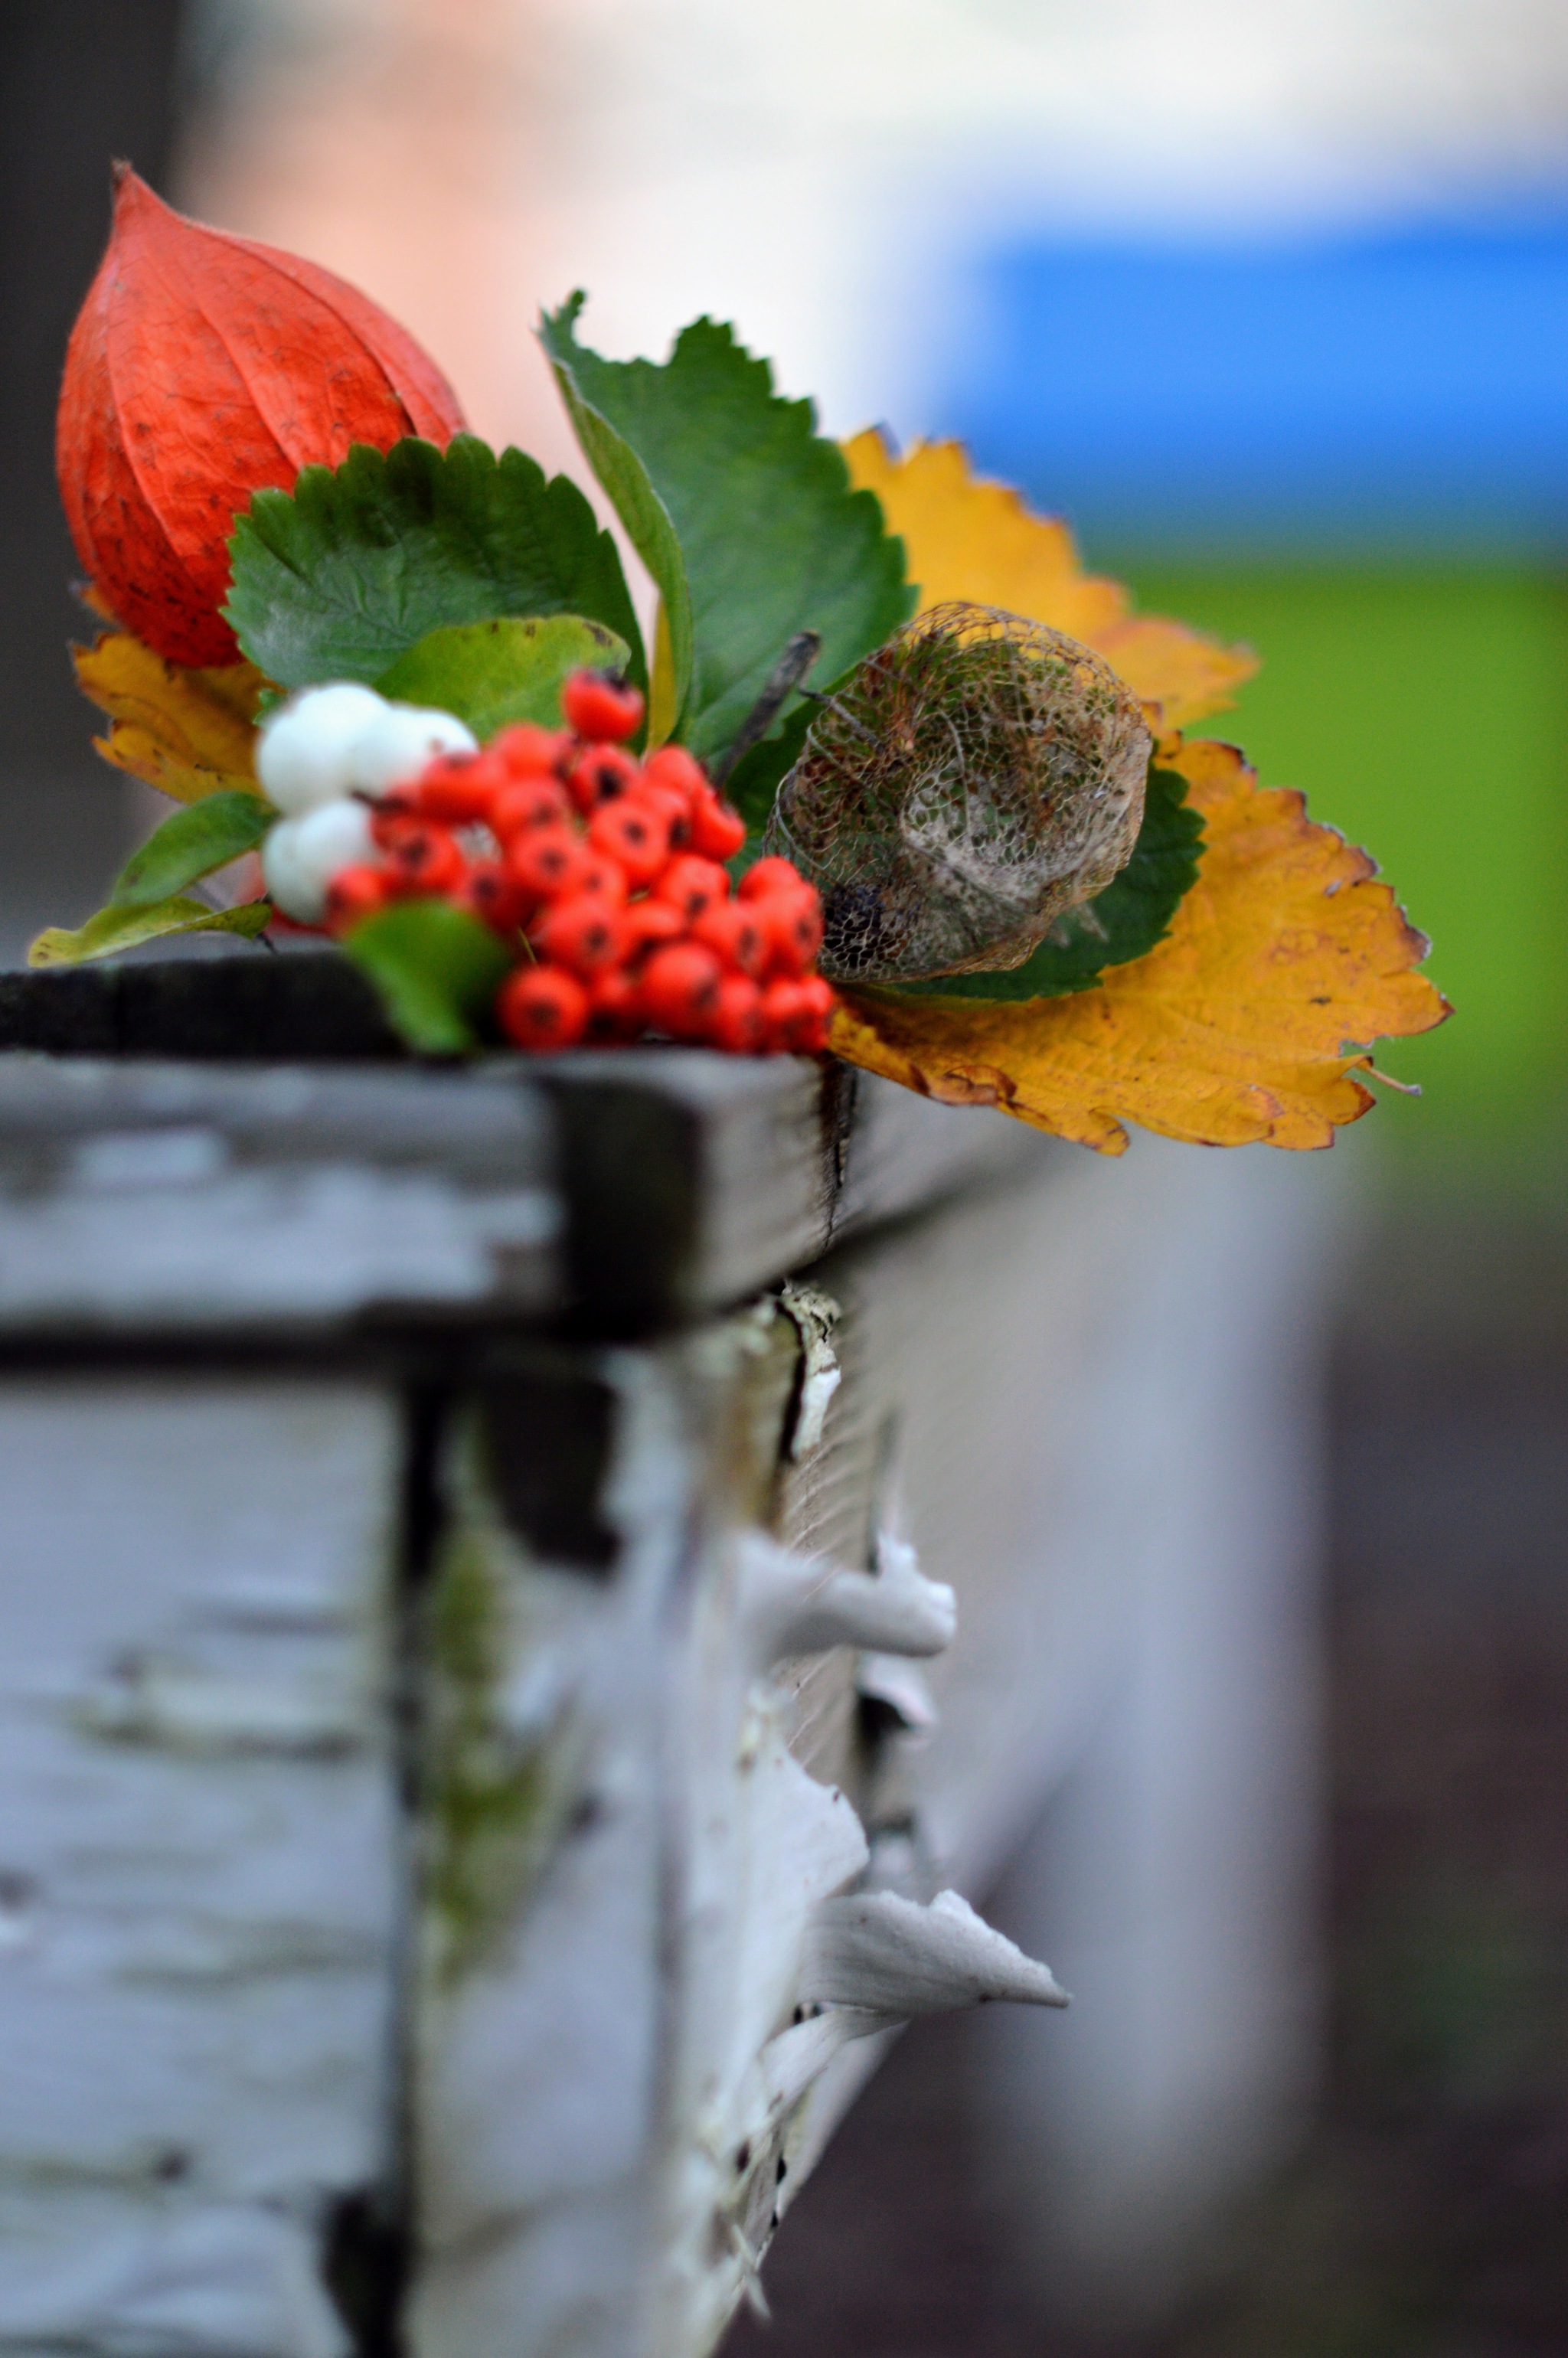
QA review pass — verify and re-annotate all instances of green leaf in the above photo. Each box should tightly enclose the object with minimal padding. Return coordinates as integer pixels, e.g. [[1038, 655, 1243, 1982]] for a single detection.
[[339, 899, 513, 1054], [891, 765, 1205, 1003], [540, 297, 694, 739], [224, 434, 645, 698], [539, 296, 913, 764], [28, 896, 272, 968], [111, 790, 273, 910], [727, 700, 812, 846], [374, 615, 629, 743]]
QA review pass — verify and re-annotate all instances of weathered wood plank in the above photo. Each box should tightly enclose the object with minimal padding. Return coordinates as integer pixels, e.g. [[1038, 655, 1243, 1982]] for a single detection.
[[0, 1044, 1044, 1341], [0, 1379, 403, 2357]]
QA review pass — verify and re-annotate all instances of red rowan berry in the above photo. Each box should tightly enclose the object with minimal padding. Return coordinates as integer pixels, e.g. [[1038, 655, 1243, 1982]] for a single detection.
[[498, 963, 588, 1050], [795, 972, 838, 1040], [755, 884, 825, 975], [505, 824, 595, 901], [323, 863, 390, 933], [761, 974, 835, 1053], [654, 854, 729, 925], [492, 723, 570, 778], [370, 806, 418, 851], [584, 966, 645, 1043], [641, 744, 707, 805], [490, 774, 570, 839], [622, 898, 685, 959], [414, 753, 500, 825], [691, 900, 766, 977], [642, 942, 724, 1039], [577, 852, 629, 903], [534, 893, 629, 977], [568, 743, 641, 814], [707, 972, 765, 1053], [371, 782, 423, 823], [562, 668, 645, 743], [629, 780, 692, 850], [458, 863, 531, 934], [589, 799, 670, 888], [738, 855, 805, 901], [383, 822, 467, 896], [688, 790, 746, 862]]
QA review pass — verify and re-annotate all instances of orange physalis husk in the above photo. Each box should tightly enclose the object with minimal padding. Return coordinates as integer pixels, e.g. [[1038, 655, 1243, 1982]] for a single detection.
[[829, 734, 1451, 1155], [842, 429, 1256, 729], [71, 629, 268, 804], [57, 167, 466, 668]]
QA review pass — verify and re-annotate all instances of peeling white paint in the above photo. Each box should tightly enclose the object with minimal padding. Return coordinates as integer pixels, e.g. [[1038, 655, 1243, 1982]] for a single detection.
[[803, 1886, 1070, 2017], [776, 1283, 841, 1459], [856, 1651, 939, 1733], [737, 1529, 956, 1667]]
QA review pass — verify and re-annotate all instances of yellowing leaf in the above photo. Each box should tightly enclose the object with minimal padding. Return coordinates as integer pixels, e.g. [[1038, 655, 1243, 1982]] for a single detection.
[[29, 895, 271, 968], [73, 629, 268, 804], [842, 431, 1256, 729], [831, 735, 1449, 1155]]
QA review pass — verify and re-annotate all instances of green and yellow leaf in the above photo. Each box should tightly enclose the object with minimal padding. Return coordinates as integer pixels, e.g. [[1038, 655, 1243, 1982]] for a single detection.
[[109, 789, 273, 908], [842, 432, 1256, 729], [831, 736, 1449, 1155], [29, 894, 272, 968], [73, 630, 268, 803], [375, 614, 629, 742]]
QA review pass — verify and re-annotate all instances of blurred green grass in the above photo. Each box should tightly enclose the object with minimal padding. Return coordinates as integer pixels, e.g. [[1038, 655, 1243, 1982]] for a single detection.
[[1125, 566, 1568, 1147]]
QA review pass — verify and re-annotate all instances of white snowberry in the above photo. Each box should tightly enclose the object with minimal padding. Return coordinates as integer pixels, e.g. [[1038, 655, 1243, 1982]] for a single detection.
[[348, 703, 478, 795], [256, 682, 388, 815], [261, 798, 376, 924]]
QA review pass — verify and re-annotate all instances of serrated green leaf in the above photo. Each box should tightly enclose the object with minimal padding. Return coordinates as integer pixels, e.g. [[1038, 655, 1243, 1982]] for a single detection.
[[541, 297, 694, 743], [339, 899, 513, 1054], [224, 434, 645, 698], [28, 896, 272, 968], [374, 615, 629, 743], [540, 297, 913, 764], [892, 766, 1205, 1004], [111, 791, 273, 910]]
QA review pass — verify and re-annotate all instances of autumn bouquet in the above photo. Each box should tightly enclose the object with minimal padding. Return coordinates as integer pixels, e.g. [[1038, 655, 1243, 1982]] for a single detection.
[[43, 169, 1446, 1147]]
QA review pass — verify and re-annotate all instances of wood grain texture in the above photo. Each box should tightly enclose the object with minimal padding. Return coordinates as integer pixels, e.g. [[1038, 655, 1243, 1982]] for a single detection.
[[0, 1379, 403, 2356], [0, 1048, 1042, 1341], [403, 1143, 1140, 2358]]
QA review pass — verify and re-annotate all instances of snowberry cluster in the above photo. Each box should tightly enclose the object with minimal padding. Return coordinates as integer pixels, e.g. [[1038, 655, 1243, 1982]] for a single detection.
[[256, 670, 836, 1056]]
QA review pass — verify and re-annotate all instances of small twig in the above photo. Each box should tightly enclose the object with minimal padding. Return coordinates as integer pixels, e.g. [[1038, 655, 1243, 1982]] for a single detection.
[[710, 630, 821, 785], [799, 686, 879, 750]]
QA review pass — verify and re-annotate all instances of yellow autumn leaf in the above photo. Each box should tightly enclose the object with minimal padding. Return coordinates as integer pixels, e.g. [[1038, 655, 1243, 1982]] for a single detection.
[[831, 734, 1449, 1155], [73, 629, 268, 805], [843, 430, 1256, 730]]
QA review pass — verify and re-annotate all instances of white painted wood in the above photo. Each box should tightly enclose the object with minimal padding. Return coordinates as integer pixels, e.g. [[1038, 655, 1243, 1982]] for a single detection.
[[0, 1039, 1331, 2358], [0, 1060, 560, 1332], [0, 1053, 1037, 1337], [404, 1285, 1080, 2358], [0, 1380, 403, 2357]]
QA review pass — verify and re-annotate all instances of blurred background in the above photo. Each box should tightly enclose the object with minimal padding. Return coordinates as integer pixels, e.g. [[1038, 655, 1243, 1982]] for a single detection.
[[3, 3, 1566, 2350]]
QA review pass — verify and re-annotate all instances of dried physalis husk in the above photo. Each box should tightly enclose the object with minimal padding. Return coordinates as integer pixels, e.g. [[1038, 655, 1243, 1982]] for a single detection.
[[766, 601, 1152, 982]]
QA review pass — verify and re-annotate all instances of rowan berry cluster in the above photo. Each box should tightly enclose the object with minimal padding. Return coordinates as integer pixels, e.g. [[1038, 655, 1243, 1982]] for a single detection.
[[266, 668, 835, 1055]]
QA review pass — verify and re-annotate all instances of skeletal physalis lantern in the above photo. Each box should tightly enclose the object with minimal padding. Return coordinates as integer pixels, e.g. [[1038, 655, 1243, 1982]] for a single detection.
[[767, 603, 1152, 982]]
